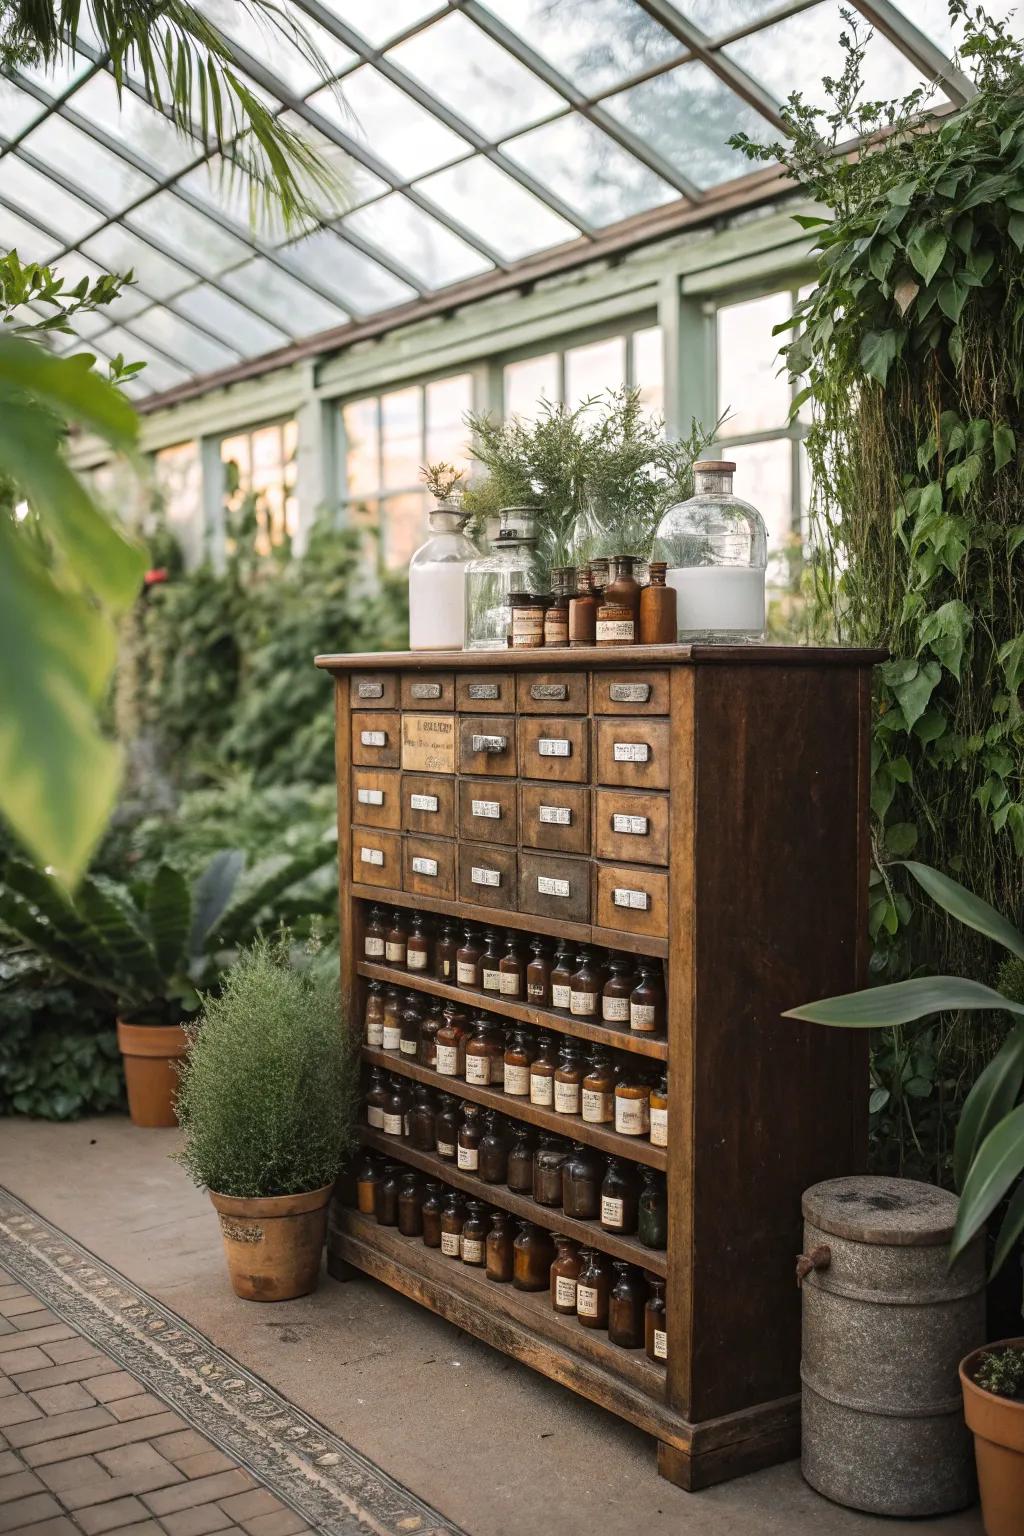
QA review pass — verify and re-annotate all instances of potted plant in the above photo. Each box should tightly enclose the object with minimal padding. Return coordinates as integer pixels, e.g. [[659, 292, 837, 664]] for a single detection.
[[786, 860, 1024, 1530], [174, 936, 357, 1301], [0, 846, 330, 1127]]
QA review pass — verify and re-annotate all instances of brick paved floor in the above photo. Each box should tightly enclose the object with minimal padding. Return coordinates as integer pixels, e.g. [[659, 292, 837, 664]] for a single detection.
[[0, 1269, 312, 1536]]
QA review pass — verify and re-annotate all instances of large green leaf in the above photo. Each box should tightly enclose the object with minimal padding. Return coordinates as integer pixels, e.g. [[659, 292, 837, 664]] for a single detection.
[[953, 1024, 1024, 1190], [0, 336, 136, 447], [2, 859, 104, 961], [213, 846, 331, 947], [991, 1177, 1024, 1275], [76, 876, 163, 1003], [785, 975, 1024, 1028], [950, 1103, 1024, 1262], [189, 850, 245, 955], [897, 860, 1024, 960], [0, 885, 91, 981], [907, 226, 948, 285], [147, 864, 192, 976]]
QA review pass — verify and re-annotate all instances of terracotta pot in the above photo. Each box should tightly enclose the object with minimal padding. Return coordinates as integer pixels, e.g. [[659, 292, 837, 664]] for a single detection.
[[961, 1340, 1024, 1536], [209, 1185, 332, 1301], [116, 1020, 188, 1128]]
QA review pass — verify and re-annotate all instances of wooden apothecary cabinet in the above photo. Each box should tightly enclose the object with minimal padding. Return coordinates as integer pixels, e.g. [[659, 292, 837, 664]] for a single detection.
[[316, 643, 880, 1491]]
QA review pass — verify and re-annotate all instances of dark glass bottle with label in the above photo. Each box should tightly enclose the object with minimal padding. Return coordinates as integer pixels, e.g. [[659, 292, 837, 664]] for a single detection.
[[630, 964, 666, 1035], [601, 1157, 639, 1234], [419, 1000, 442, 1070], [485, 1211, 515, 1283], [645, 1275, 668, 1363], [465, 1016, 499, 1087], [480, 929, 503, 995], [549, 942, 575, 1011], [479, 1111, 509, 1184], [553, 1044, 585, 1116], [456, 925, 484, 988], [364, 905, 387, 962], [435, 1093, 459, 1161], [398, 1172, 425, 1238], [504, 1029, 534, 1097], [408, 1085, 436, 1152], [602, 555, 641, 642], [385, 909, 407, 968], [375, 1163, 401, 1226], [435, 920, 460, 984], [355, 1151, 381, 1216], [365, 1067, 387, 1130], [499, 932, 525, 999], [440, 1193, 465, 1259], [550, 1235, 581, 1315], [575, 1248, 611, 1328], [544, 568, 571, 647], [608, 1262, 646, 1348], [421, 1182, 444, 1248], [513, 1221, 554, 1291], [436, 1001, 469, 1078], [506, 1125, 535, 1193], [406, 912, 431, 974], [529, 1032, 559, 1107], [615, 1075, 651, 1137], [601, 955, 635, 1027], [569, 949, 601, 1018], [364, 981, 385, 1047], [650, 1071, 668, 1148], [562, 1142, 604, 1220], [382, 987, 403, 1052], [382, 1076, 407, 1138], [460, 1200, 488, 1266], [581, 1049, 616, 1125], [400, 994, 424, 1059], [638, 1169, 668, 1249], [457, 1103, 483, 1173], [568, 565, 598, 648], [639, 561, 676, 645], [533, 1134, 568, 1207], [525, 938, 552, 1007]]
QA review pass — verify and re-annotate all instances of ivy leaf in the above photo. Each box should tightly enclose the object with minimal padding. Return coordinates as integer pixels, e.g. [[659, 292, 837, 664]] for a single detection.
[[1007, 526, 1024, 555], [890, 661, 942, 730], [914, 707, 947, 744], [885, 822, 919, 855], [994, 423, 1016, 471], [917, 600, 972, 681], [860, 328, 901, 385], [869, 238, 897, 282], [888, 181, 917, 206], [894, 277, 920, 315], [997, 633, 1024, 694], [938, 277, 969, 323], [869, 1087, 891, 1114], [908, 226, 948, 284]]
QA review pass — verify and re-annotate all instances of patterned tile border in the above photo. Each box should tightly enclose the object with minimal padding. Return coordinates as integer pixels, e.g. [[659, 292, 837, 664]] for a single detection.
[[0, 1185, 464, 1536]]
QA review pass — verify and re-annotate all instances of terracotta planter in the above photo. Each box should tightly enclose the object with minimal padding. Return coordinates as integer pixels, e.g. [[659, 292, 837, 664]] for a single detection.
[[961, 1340, 1024, 1536], [209, 1185, 332, 1301], [116, 1020, 188, 1128]]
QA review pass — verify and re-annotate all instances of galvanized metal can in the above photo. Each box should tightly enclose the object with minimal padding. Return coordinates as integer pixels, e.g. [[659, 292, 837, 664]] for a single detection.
[[800, 1175, 984, 1516]]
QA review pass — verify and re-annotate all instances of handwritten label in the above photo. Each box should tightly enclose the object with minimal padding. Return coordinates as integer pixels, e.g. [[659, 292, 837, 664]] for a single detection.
[[410, 681, 442, 700], [357, 787, 384, 806], [360, 847, 384, 867], [539, 804, 571, 825], [411, 856, 438, 877], [357, 680, 383, 699], [539, 738, 570, 757], [468, 681, 499, 700], [613, 886, 649, 910], [538, 875, 570, 898], [471, 866, 500, 887], [613, 741, 649, 763], [609, 681, 650, 703], [612, 813, 649, 835], [530, 682, 567, 701], [360, 730, 386, 747], [472, 799, 501, 819], [409, 793, 438, 812], [401, 713, 455, 774]]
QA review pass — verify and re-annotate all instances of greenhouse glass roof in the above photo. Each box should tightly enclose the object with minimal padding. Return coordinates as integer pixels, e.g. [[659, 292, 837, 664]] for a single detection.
[[0, 0, 989, 400]]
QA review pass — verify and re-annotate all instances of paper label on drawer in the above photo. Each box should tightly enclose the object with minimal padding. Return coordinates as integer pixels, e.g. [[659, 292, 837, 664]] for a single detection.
[[613, 887, 650, 911], [612, 813, 648, 836], [468, 681, 499, 699], [577, 1284, 601, 1318], [436, 1044, 459, 1076], [382, 1112, 403, 1136], [650, 1106, 668, 1146], [365, 937, 385, 958], [538, 738, 570, 757], [361, 730, 386, 747], [531, 682, 568, 701], [613, 741, 649, 763], [357, 680, 384, 699], [457, 1144, 478, 1170], [411, 856, 438, 876], [410, 793, 438, 812], [360, 846, 384, 866], [653, 1328, 667, 1360], [441, 1231, 460, 1256], [602, 996, 629, 1022], [402, 714, 455, 774], [471, 866, 500, 887], [504, 1064, 530, 1095], [410, 681, 441, 699], [601, 1195, 624, 1228], [609, 681, 651, 703], [465, 1055, 491, 1085], [357, 788, 384, 806], [472, 799, 501, 819], [538, 875, 570, 898], [539, 804, 571, 825]]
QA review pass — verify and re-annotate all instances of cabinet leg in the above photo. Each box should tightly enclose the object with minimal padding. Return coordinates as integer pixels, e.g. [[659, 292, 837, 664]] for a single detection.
[[326, 1253, 360, 1282], [657, 1440, 694, 1491]]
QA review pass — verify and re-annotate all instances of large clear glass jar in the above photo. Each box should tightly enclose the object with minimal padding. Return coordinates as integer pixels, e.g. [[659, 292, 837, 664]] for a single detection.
[[464, 507, 544, 650], [409, 504, 479, 651], [651, 460, 767, 641]]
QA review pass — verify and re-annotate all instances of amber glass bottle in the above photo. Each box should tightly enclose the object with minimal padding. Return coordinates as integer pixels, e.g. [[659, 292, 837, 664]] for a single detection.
[[355, 1152, 381, 1216], [506, 1125, 535, 1193], [533, 1134, 568, 1207], [435, 1002, 469, 1078], [549, 941, 575, 1010], [615, 1075, 651, 1137], [381, 987, 402, 1052], [562, 1142, 603, 1220], [460, 1200, 488, 1266], [569, 949, 601, 1018], [499, 932, 525, 998], [544, 568, 571, 647], [639, 561, 676, 645], [606, 555, 641, 633], [364, 981, 385, 1047], [419, 1000, 442, 1070], [529, 1032, 559, 1107], [596, 557, 638, 647], [435, 920, 460, 984], [364, 905, 386, 961], [581, 1049, 616, 1124], [407, 1084, 436, 1152], [440, 1193, 465, 1258], [457, 1103, 483, 1173], [601, 1157, 639, 1234], [576, 1249, 611, 1327], [568, 565, 598, 648], [479, 1111, 509, 1184], [364, 1067, 387, 1130], [486, 1211, 515, 1282], [435, 1093, 459, 1161], [526, 938, 552, 1007], [465, 1016, 499, 1086], [503, 1030, 534, 1097], [421, 1182, 444, 1248], [480, 929, 503, 995], [608, 1262, 646, 1348], [550, 1235, 581, 1315], [399, 994, 423, 1059], [601, 955, 635, 1026], [398, 1173, 425, 1238], [486, 1021, 507, 1087], [553, 1044, 585, 1116], [456, 925, 484, 988], [650, 1071, 668, 1148], [385, 909, 407, 968], [382, 1076, 408, 1138], [375, 1163, 401, 1226], [406, 912, 430, 973], [645, 1275, 668, 1362], [630, 965, 666, 1035], [513, 1221, 554, 1291], [638, 1169, 667, 1249]]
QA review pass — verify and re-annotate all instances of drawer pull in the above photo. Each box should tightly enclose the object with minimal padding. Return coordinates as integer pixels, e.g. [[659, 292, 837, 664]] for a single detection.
[[472, 733, 508, 753], [531, 682, 568, 701], [411, 856, 438, 877], [609, 682, 650, 704], [468, 681, 500, 700], [614, 741, 649, 763], [361, 729, 387, 747], [410, 681, 441, 700], [472, 799, 501, 819], [537, 875, 570, 898], [613, 886, 650, 911], [357, 680, 384, 699], [613, 812, 649, 836], [360, 846, 384, 867], [409, 792, 438, 813], [471, 865, 501, 887], [539, 804, 572, 826], [539, 737, 571, 757], [357, 787, 384, 806]]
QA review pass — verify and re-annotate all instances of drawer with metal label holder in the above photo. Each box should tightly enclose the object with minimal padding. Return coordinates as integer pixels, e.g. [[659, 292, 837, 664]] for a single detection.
[[401, 672, 456, 710], [518, 715, 589, 784], [352, 711, 400, 768], [516, 671, 588, 714], [456, 672, 515, 712], [403, 835, 456, 899], [349, 672, 398, 709], [457, 841, 518, 910], [518, 781, 589, 855], [518, 849, 591, 924], [595, 716, 670, 790], [352, 768, 401, 831], [595, 862, 668, 939], [352, 829, 401, 890], [400, 773, 456, 835], [458, 715, 517, 777], [591, 669, 670, 715], [458, 777, 518, 845], [593, 788, 669, 866]]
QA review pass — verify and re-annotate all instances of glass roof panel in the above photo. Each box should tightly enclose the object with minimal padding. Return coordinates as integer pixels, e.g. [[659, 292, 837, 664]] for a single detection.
[[93, 326, 191, 391], [674, 0, 789, 37], [220, 257, 348, 335], [17, 48, 95, 94], [387, 13, 564, 139], [68, 71, 200, 173], [127, 191, 252, 273], [343, 193, 494, 287], [888, 0, 1012, 52], [1, 154, 105, 243], [277, 228, 417, 312], [82, 226, 195, 299], [128, 306, 242, 373], [176, 154, 292, 243], [0, 77, 49, 139], [602, 58, 772, 187], [0, 205, 60, 264], [415, 157, 580, 260], [198, 0, 356, 95], [48, 252, 151, 319], [479, 0, 685, 94], [276, 112, 387, 208], [18, 116, 157, 211], [317, 1, 446, 48], [170, 284, 289, 357], [309, 65, 470, 181], [502, 114, 677, 225]]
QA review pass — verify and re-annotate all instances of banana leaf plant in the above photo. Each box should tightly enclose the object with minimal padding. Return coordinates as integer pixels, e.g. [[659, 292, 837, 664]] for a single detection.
[[786, 861, 1024, 1283], [0, 845, 332, 1025]]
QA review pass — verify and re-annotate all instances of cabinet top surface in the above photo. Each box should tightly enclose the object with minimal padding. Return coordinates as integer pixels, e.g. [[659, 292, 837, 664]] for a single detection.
[[315, 643, 885, 672]]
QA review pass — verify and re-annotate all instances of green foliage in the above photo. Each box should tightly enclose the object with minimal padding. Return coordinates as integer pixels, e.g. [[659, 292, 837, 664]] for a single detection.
[[974, 1343, 1024, 1398], [0, 948, 122, 1119], [174, 936, 357, 1199]]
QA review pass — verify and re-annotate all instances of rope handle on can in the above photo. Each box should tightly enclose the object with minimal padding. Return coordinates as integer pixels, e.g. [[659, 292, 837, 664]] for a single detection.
[[795, 1243, 831, 1287]]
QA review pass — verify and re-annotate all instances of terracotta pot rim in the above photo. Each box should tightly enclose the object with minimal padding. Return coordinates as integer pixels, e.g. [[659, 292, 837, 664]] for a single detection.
[[208, 1184, 334, 1220], [116, 1018, 189, 1057], [960, 1338, 1024, 1408]]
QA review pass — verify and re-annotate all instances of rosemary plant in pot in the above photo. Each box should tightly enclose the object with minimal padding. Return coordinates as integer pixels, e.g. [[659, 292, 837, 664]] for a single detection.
[[175, 937, 357, 1301]]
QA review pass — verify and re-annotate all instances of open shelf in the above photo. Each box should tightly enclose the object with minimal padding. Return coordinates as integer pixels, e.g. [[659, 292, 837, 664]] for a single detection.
[[360, 1125, 667, 1277], [357, 960, 669, 1062]]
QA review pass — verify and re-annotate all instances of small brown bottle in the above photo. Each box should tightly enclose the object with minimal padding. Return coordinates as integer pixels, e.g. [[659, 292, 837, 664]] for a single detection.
[[645, 1274, 668, 1362], [638, 1168, 668, 1250], [399, 993, 423, 1059], [406, 912, 431, 973], [385, 909, 407, 968], [576, 1248, 611, 1328], [529, 1032, 559, 1107], [553, 1044, 584, 1116], [589, 557, 609, 601], [435, 1093, 459, 1160], [375, 1163, 401, 1226], [408, 1084, 436, 1152], [601, 1157, 639, 1233], [568, 566, 598, 648], [503, 1029, 534, 1097], [486, 1210, 515, 1282], [562, 1142, 603, 1220], [397, 1172, 425, 1238], [364, 981, 385, 1047], [608, 1262, 646, 1348], [480, 929, 503, 995], [365, 1067, 387, 1130], [513, 1221, 554, 1291], [456, 925, 484, 988], [639, 561, 677, 644], [419, 999, 442, 1070], [606, 555, 641, 634], [549, 941, 575, 1011], [440, 1192, 465, 1258], [355, 1151, 381, 1216], [381, 986, 403, 1052], [460, 1200, 488, 1266], [595, 556, 638, 647], [581, 1049, 616, 1125], [436, 1001, 469, 1078], [421, 1182, 444, 1248], [569, 949, 601, 1018], [544, 568, 571, 647], [499, 932, 525, 999], [630, 964, 666, 1035], [526, 938, 552, 1007], [465, 1016, 500, 1086], [506, 1124, 535, 1193], [478, 1111, 509, 1184], [382, 1075, 407, 1138], [550, 1235, 581, 1314], [533, 1134, 568, 1207], [457, 1103, 483, 1173], [601, 955, 635, 1026], [650, 1070, 669, 1148], [364, 905, 387, 961], [615, 1074, 651, 1137], [435, 919, 459, 983]]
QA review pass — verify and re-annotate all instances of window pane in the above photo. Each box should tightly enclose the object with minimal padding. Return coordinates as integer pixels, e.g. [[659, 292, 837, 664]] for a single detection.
[[318, 0, 444, 47], [277, 111, 389, 209], [97, 327, 190, 393], [20, 117, 156, 211], [0, 206, 59, 264], [343, 398, 380, 499], [504, 353, 558, 420], [602, 61, 771, 188], [388, 13, 563, 139], [177, 154, 292, 243], [310, 65, 469, 181], [18, 47, 94, 94], [717, 290, 792, 436], [83, 227, 194, 300], [415, 157, 579, 261], [381, 386, 423, 490], [632, 326, 663, 416], [727, 438, 793, 568], [1, 155, 103, 243], [675, 0, 785, 35], [344, 194, 492, 287], [382, 490, 429, 569], [129, 308, 240, 374], [480, 0, 683, 94], [426, 374, 473, 466], [70, 71, 199, 173], [171, 284, 288, 357], [128, 192, 251, 274], [565, 335, 625, 410], [220, 258, 347, 335], [277, 229, 415, 313], [502, 115, 676, 226], [199, 0, 354, 95], [155, 440, 204, 567], [0, 77, 47, 137], [48, 253, 149, 319]]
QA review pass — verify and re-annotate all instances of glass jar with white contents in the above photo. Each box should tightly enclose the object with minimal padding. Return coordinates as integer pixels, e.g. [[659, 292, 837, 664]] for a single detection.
[[409, 501, 479, 651], [652, 460, 767, 641]]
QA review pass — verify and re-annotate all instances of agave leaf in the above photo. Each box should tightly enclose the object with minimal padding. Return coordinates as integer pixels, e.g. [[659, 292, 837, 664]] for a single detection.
[[147, 864, 192, 977], [950, 1103, 1024, 1263], [189, 849, 245, 955], [76, 875, 163, 1002], [785, 975, 1024, 1027], [897, 860, 1024, 960], [953, 1023, 1024, 1191], [991, 1177, 1024, 1276]]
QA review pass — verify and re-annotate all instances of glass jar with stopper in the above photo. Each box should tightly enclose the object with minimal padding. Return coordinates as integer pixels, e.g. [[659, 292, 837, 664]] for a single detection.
[[652, 459, 767, 641], [408, 468, 479, 651], [464, 507, 544, 651]]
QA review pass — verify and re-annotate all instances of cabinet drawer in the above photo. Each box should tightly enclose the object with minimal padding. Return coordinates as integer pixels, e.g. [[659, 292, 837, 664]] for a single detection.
[[401, 773, 456, 835], [400, 712, 456, 774], [352, 711, 400, 768], [518, 716, 589, 784], [349, 672, 398, 709], [519, 781, 589, 855], [593, 788, 668, 866], [595, 863, 668, 939], [456, 672, 515, 712], [458, 778, 518, 845], [352, 767, 401, 831], [352, 829, 401, 889], [516, 671, 588, 714], [458, 715, 516, 777], [401, 672, 456, 710], [403, 835, 456, 900], [595, 717, 670, 790], [591, 669, 670, 715], [518, 850, 591, 924], [457, 841, 517, 910]]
